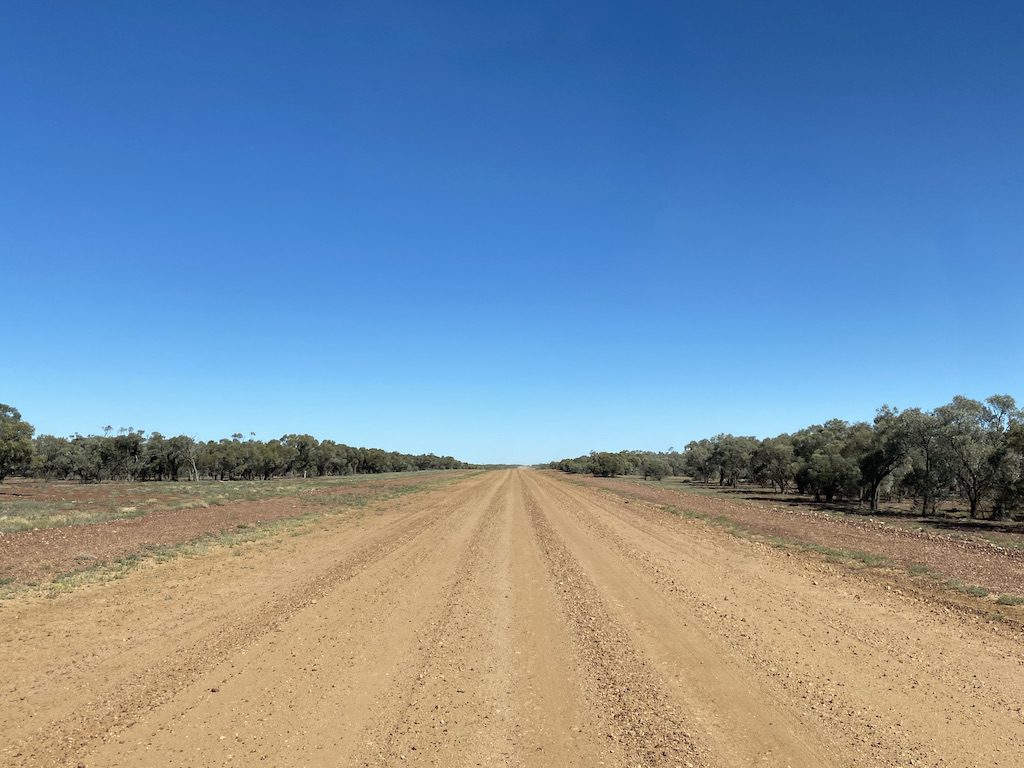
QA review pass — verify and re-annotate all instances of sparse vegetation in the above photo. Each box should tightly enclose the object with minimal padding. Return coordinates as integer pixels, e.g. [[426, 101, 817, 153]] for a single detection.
[[996, 594, 1024, 606], [1, 405, 473, 485], [0, 471, 475, 598], [550, 394, 1024, 522]]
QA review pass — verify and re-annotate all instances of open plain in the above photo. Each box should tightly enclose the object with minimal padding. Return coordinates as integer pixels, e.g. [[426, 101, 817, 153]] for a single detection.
[[3, 469, 1023, 767]]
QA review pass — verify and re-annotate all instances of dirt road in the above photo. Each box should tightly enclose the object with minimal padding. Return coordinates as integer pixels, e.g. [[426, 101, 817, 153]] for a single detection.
[[3, 469, 1023, 767]]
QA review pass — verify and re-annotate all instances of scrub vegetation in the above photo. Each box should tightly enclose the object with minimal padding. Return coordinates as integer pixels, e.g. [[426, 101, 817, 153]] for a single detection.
[[549, 394, 1024, 522], [0, 403, 472, 484]]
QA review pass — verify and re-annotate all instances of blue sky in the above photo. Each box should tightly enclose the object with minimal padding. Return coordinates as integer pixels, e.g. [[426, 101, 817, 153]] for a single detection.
[[2, 1, 1022, 464]]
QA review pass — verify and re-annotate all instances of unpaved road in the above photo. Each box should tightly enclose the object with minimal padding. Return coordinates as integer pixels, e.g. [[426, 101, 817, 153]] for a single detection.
[[580, 474, 1024, 598], [3, 469, 1023, 767]]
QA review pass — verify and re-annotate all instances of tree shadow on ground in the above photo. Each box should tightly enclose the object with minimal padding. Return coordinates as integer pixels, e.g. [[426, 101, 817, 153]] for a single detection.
[[680, 484, 1024, 534]]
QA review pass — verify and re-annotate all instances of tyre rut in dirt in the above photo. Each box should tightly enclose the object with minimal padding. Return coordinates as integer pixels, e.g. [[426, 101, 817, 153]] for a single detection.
[[534, 471, 1024, 768], [5, 472, 495, 768], [353, 472, 515, 765], [521, 476, 706, 767]]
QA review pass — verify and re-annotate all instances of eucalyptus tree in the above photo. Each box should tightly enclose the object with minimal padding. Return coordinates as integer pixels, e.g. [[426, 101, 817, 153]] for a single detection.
[[640, 456, 671, 480], [32, 435, 76, 479], [900, 408, 948, 514], [0, 404, 34, 482], [750, 435, 797, 493], [936, 395, 1020, 518], [792, 420, 862, 502], [69, 434, 105, 482], [857, 406, 914, 510], [589, 451, 629, 477], [710, 434, 758, 486], [683, 439, 716, 483]]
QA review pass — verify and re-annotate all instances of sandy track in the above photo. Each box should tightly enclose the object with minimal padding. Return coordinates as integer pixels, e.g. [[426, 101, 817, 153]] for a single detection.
[[3, 470, 1023, 767]]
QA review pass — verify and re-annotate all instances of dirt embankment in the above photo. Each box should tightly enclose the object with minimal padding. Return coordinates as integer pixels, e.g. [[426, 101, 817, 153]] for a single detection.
[[3, 469, 1023, 767]]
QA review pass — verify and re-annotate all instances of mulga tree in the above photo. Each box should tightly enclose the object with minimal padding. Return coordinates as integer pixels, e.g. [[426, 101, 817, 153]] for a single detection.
[[1000, 420, 1024, 515], [111, 429, 147, 481]]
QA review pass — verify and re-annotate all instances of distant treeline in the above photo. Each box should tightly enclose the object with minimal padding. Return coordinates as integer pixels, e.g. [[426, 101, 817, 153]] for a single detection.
[[0, 404, 472, 483], [548, 395, 1024, 521]]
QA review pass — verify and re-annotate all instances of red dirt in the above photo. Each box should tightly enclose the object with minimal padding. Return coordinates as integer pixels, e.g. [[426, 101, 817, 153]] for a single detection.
[[5, 469, 1024, 767], [0, 473, 472, 584], [578, 474, 1024, 596]]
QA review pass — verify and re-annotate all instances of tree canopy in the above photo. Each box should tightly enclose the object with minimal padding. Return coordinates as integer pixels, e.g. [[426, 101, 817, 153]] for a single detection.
[[0, 404, 34, 482], [2, 405, 473, 483], [548, 394, 1024, 520]]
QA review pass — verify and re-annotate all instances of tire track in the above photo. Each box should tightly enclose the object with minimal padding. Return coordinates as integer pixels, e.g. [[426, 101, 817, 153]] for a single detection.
[[521, 475, 706, 767], [9, 469, 1024, 768], [353, 473, 514, 766], [5, 472, 494, 768], [91, 471, 510, 767], [534, 471, 1024, 768], [503, 472, 614, 767], [526, 471, 847, 766]]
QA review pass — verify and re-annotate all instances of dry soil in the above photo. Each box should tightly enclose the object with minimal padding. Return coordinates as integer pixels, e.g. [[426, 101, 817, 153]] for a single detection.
[[3, 469, 1023, 767]]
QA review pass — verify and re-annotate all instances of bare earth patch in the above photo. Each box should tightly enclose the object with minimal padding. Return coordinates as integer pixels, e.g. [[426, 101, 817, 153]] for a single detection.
[[0, 472, 475, 585], [577, 473, 1024, 598]]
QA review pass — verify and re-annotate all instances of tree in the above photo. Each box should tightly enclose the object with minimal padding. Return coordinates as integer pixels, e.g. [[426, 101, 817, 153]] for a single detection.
[[711, 434, 757, 486], [0, 404, 34, 482], [792, 420, 861, 502], [857, 406, 913, 510], [1000, 421, 1024, 515], [164, 436, 194, 480], [900, 408, 947, 515], [751, 436, 796, 493], [936, 395, 1020, 518], [281, 434, 318, 478], [589, 452, 628, 477], [32, 435, 76, 479], [69, 435, 105, 483], [641, 457, 671, 480], [807, 446, 861, 502], [111, 430, 146, 481], [683, 439, 716, 483]]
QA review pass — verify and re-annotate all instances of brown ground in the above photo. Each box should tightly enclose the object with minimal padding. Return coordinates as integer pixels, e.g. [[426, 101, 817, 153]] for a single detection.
[[580, 474, 1024, 597], [3, 469, 1023, 767], [0, 473, 470, 584]]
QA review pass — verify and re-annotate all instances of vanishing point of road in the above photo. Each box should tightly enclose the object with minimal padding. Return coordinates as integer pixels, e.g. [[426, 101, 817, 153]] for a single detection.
[[4, 469, 1022, 767]]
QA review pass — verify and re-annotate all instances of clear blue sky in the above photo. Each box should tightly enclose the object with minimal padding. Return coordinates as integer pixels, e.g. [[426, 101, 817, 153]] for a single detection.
[[2, 1, 1022, 464]]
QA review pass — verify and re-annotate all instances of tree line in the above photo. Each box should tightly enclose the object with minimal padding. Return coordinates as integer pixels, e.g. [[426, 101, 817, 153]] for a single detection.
[[548, 395, 1024, 520], [0, 404, 472, 483]]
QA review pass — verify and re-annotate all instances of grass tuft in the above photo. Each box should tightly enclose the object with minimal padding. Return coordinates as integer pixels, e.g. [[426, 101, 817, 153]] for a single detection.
[[996, 594, 1024, 606], [948, 581, 990, 598]]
